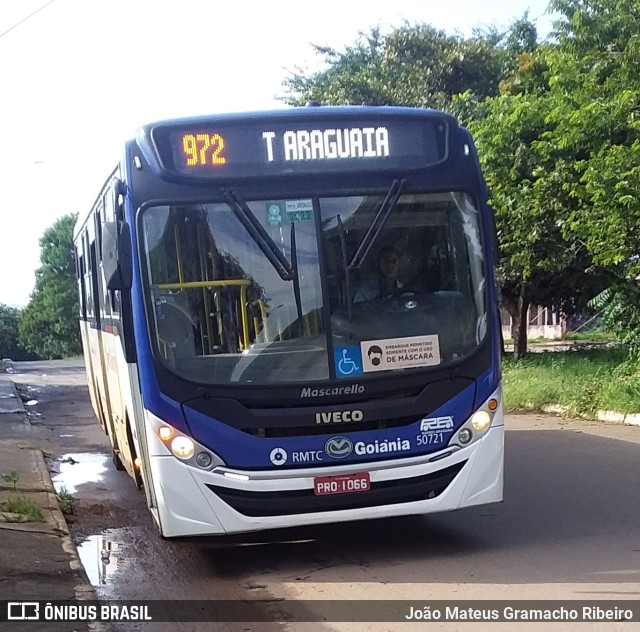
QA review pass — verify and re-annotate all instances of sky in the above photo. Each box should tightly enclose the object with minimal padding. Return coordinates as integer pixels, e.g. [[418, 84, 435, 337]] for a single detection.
[[0, 0, 555, 307]]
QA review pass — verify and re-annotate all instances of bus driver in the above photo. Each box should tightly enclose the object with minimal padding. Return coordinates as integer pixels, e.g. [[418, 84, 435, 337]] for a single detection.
[[353, 246, 403, 302]]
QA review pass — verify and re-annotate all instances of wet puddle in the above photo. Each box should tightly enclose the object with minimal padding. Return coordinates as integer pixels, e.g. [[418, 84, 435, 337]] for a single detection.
[[52, 453, 109, 494], [76, 531, 125, 586]]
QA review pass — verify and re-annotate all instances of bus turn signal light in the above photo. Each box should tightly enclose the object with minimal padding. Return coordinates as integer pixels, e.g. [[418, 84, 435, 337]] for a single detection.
[[159, 426, 173, 441]]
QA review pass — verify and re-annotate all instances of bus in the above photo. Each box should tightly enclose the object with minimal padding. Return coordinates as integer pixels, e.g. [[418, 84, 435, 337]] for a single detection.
[[73, 105, 503, 538]]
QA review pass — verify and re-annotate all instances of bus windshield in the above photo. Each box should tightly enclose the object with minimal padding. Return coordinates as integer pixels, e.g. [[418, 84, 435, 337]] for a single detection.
[[140, 190, 487, 385]]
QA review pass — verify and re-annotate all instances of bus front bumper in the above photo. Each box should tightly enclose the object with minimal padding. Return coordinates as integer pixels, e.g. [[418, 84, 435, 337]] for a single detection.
[[147, 424, 504, 538]]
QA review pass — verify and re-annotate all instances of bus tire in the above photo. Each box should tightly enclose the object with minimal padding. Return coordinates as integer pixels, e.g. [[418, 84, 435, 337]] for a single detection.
[[112, 447, 125, 471], [125, 413, 144, 490], [95, 385, 108, 434]]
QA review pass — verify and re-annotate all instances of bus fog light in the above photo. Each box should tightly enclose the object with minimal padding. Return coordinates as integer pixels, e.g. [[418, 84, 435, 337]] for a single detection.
[[195, 451, 213, 468], [471, 410, 491, 432], [458, 429, 473, 444], [171, 436, 195, 459]]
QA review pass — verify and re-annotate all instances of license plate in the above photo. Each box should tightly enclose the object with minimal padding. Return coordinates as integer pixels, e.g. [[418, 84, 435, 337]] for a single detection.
[[314, 472, 371, 496]]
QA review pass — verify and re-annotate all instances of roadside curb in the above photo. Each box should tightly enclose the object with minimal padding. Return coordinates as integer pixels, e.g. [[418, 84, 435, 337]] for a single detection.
[[36, 448, 113, 632], [0, 373, 112, 632], [0, 376, 27, 415], [541, 404, 640, 427]]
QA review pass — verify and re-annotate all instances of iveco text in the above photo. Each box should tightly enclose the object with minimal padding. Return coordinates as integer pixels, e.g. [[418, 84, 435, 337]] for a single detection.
[[315, 410, 364, 424]]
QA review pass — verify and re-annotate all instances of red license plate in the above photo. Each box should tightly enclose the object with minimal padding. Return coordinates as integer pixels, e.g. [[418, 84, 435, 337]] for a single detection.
[[314, 472, 371, 496]]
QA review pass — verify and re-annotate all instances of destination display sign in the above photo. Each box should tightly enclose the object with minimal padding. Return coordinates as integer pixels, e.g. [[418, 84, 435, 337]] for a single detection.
[[147, 115, 449, 179]]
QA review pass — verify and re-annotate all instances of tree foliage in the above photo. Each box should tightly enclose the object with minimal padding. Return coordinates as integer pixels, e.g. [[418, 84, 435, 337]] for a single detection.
[[465, 0, 640, 356], [462, 71, 609, 356], [546, 0, 640, 277], [591, 285, 640, 357], [281, 22, 527, 110], [19, 214, 81, 359], [542, 0, 640, 352], [0, 304, 33, 361]]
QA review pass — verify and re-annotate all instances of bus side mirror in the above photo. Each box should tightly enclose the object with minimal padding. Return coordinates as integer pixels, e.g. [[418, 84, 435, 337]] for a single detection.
[[487, 205, 500, 261], [103, 221, 132, 290]]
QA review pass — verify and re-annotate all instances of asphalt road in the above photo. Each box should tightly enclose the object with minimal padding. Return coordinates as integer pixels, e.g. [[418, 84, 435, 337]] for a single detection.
[[7, 359, 640, 631]]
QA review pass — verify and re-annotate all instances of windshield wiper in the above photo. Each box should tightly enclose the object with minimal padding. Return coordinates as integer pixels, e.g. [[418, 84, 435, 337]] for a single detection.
[[348, 178, 405, 270], [289, 222, 303, 322], [222, 189, 295, 281], [337, 214, 353, 321]]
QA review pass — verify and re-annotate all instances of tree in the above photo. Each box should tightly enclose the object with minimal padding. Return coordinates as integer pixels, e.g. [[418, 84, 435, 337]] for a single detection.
[[467, 0, 640, 358], [545, 0, 640, 276], [281, 22, 513, 110], [0, 304, 33, 360], [282, 27, 390, 107], [19, 214, 81, 359], [541, 0, 640, 353], [459, 71, 613, 358]]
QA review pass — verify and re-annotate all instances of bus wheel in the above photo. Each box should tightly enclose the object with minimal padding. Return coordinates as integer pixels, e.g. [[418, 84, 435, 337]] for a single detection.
[[112, 447, 125, 471], [125, 414, 144, 490]]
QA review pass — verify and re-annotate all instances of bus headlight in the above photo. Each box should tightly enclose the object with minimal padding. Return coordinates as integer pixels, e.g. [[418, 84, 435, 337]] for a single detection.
[[171, 436, 195, 459], [145, 409, 226, 468], [471, 410, 491, 432], [449, 387, 502, 448]]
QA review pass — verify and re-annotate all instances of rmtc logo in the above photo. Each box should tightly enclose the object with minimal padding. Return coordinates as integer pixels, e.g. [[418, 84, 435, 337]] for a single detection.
[[325, 436, 353, 458], [315, 410, 364, 424], [420, 416, 454, 432], [269, 447, 288, 466]]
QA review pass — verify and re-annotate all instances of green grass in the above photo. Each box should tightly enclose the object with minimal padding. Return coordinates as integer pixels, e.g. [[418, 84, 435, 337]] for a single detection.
[[504, 332, 616, 345], [564, 331, 616, 343], [1, 494, 44, 522], [56, 487, 76, 515], [503, 347, 640, 416], [0, 471, 20, 489]]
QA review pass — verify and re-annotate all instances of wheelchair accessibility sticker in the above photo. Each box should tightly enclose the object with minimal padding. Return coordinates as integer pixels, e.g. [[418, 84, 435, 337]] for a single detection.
[[334, 346, 363, 378]]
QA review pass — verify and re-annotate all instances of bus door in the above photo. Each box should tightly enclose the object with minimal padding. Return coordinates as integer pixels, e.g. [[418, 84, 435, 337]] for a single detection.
[[99, 191, 140, 482], [81, 224, 113, 438], [77, 238, 102, 428]]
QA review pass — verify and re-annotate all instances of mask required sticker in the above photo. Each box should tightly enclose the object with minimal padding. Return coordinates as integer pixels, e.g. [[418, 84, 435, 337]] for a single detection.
[[361, 335, 441, 372]]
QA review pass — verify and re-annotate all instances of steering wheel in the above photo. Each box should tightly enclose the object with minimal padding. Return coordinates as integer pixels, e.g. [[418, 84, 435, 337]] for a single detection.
[[380, 288, 417, 299]]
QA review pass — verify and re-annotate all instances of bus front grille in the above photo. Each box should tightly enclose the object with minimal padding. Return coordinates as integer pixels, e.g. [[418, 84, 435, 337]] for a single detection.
[[239, 414, 422, 437], [205, 461, 466, 517]]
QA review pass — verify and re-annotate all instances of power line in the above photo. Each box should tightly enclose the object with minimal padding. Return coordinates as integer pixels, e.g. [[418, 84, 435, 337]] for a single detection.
[[0, 0, 58, 40]]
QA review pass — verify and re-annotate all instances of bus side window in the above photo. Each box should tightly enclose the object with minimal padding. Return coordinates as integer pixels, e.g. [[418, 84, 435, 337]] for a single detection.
[[83, 233, 94, 319], [77, 251, 87, 319]]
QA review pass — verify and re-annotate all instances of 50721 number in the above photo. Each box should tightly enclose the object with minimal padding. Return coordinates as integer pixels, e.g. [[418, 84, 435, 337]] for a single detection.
[[416, 432, 444, 445]]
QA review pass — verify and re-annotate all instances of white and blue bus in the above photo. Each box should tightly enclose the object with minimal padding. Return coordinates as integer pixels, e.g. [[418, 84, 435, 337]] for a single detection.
[[74, 105, 503, 538]]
